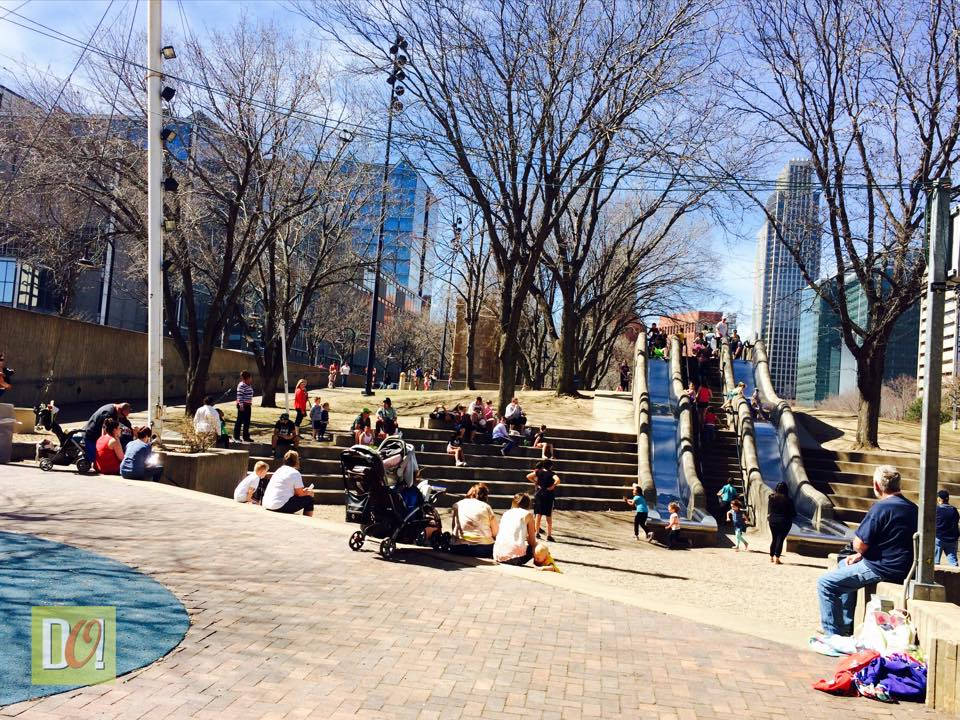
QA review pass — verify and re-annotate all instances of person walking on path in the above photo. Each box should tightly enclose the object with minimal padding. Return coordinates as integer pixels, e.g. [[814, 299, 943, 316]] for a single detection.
[[815, 466, 917, 650], [767, 481, 796, 564], [293, 379, 308, 427], [327, 362, 338, 390], [727, 499, 750, 552], [625, 485, 651, 541], [340, 362, 350, 387], [528, 459, 559, 542], [936, 489, 960, 566], [234, 371, 254, 442]]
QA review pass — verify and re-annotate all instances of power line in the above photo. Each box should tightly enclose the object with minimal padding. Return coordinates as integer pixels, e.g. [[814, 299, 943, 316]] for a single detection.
[[0, 0, 115, 215], [0, 5, 918, 195]]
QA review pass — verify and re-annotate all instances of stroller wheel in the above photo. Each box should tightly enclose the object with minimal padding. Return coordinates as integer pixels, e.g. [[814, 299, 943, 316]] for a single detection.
[[76, 459, 92, 474], [38, 458, 53, 472], [379, 537, 397, 560], [439, 531, 452, 552], [348, 530, 365, 552]]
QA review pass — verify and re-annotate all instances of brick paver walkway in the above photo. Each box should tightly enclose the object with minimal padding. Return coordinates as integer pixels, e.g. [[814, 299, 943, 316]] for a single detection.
[[0, 465, 945, 719]]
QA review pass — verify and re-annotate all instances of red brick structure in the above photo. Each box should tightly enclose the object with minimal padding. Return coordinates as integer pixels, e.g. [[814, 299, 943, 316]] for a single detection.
[[657, 311, 737, 354]]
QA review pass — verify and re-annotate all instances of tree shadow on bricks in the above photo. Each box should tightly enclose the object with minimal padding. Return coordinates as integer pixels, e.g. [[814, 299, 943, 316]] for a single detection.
[[555, 557, 689, 580]]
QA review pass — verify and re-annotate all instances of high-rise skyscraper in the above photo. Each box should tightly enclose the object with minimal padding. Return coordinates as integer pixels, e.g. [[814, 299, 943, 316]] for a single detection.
[[753, 159, 821, 399]]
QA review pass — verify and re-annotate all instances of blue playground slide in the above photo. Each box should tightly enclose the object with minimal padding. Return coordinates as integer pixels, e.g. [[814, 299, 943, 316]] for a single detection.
[[733, 359, 848, 538], [733, 360, 783, 492], [647, 359, 686, 515]]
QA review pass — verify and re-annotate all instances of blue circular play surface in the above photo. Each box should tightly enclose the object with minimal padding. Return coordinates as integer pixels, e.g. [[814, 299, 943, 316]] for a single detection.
[[0, 531, 189, 706]]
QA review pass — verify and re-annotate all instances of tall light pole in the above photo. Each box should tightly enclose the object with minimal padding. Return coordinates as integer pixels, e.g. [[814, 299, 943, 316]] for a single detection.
[[146, 0, 165, 433], [439, 217, 463, 379], [363, 36, 408, 396]]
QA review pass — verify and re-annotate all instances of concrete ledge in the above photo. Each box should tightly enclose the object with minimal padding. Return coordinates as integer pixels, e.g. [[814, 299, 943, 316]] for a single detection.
[[155, 448, 249, 499], [910, 599, 960, 711]]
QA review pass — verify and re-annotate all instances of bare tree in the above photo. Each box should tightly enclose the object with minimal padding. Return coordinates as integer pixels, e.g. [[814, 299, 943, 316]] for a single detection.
[[239, 149, 380, 407], [436, 204, 493, 390], [725, 0, 960, 447], [296, 0, 715, 411]]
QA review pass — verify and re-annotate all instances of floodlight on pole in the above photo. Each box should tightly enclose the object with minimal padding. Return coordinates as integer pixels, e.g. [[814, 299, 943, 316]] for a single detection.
[[363, 35, 409, 397], [147, 0, 166, 438]]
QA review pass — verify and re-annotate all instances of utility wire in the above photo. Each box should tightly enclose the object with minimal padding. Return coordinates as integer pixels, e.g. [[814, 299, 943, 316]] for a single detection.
[[0, 5, 917, 194], [0, 0, 115, 215]]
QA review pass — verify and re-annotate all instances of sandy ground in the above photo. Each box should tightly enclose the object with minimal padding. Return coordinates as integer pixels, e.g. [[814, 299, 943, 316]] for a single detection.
[[311, 504, 831, 649], [14, 389, 623, 443]]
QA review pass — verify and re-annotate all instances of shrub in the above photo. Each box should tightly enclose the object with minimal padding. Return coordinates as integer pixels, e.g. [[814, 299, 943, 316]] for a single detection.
[[904, 397, 951, 424], [170, 416, 215, 453]]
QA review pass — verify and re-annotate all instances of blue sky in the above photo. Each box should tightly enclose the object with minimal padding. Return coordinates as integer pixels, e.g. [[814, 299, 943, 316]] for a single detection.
[[0, 0, 769, 335]]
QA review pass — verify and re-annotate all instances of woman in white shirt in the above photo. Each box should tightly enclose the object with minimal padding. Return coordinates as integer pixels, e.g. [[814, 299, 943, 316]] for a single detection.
[[450, 482, 498, 558], [261, 451, 314, 515], [494, 493, 540, 565]]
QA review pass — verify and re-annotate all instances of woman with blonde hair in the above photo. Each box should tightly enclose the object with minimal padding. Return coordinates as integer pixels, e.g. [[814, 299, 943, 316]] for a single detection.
[[450, 482, 498, 558]]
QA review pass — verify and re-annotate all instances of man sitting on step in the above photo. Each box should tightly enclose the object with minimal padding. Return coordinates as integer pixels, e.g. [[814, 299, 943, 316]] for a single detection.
[[814, 465, 917, 654], [271, 413, 300, 459]]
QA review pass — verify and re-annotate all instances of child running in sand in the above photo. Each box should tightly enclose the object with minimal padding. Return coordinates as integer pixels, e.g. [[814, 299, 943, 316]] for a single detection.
[[727, 499, 750, 551], [624, 485, 651, 541]]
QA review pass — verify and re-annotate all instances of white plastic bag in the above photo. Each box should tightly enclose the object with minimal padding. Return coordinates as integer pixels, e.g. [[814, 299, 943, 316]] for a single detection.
[[858, 596, 914, 654]]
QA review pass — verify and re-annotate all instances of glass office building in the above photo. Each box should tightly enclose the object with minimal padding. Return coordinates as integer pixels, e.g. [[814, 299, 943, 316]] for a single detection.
[[795, 274, 919, 404]]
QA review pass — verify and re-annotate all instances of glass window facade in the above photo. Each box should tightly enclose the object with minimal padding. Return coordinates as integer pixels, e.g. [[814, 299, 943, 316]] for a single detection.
[[0, 259, 15, 304]]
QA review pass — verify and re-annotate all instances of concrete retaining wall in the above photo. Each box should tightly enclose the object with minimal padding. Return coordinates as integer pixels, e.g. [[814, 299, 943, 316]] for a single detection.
[[0, 305, 329, 407]]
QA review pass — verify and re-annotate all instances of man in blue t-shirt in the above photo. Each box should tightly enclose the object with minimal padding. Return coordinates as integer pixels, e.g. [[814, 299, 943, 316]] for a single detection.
[[816, 465, 917, 645], [936, 489, 960, 566]]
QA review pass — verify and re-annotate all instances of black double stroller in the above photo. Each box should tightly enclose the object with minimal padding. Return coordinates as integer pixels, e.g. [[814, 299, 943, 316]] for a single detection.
[[34, 403, 92, 474], [342, 439, 450, 560]]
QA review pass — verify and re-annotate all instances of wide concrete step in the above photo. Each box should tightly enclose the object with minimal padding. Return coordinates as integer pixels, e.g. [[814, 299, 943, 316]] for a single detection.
[[370, 427, 638, 453], [414, 451, 637, 475], [804, 457, 960, 484], [292, 472, 634, 503], [413, 423, 637, 443], [807, 470, 960, 495], [417, 465, 634, 487], [336, 437, 638, 465], [803, 448, 960, 473]]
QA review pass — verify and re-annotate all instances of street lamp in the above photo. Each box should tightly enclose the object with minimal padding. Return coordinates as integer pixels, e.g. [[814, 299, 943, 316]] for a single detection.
[[439, 217, 463, 379], [363, 35, 409, 397]]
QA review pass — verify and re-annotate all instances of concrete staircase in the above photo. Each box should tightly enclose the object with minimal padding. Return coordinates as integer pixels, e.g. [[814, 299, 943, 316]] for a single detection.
[[247, 424, 640, 511], [699, 429, 743, 523], [803, 448, 960, 527]]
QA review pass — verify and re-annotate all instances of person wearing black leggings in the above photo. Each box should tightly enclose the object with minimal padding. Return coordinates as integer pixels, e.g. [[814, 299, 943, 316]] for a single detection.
[[767, 481, 796, 564]]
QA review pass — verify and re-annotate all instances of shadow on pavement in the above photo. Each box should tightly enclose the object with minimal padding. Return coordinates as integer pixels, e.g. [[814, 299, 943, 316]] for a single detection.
[[556, 557, 689, 580]]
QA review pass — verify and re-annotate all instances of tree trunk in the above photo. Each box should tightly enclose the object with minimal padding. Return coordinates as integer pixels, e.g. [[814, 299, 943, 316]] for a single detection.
[[184, 352, 213, 416], [497, 332, 518, 415], [555, 299, 579, 396], [854, 350, 885, 449], [259, 342, 286, 408], [466, 323, 478, 391]]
